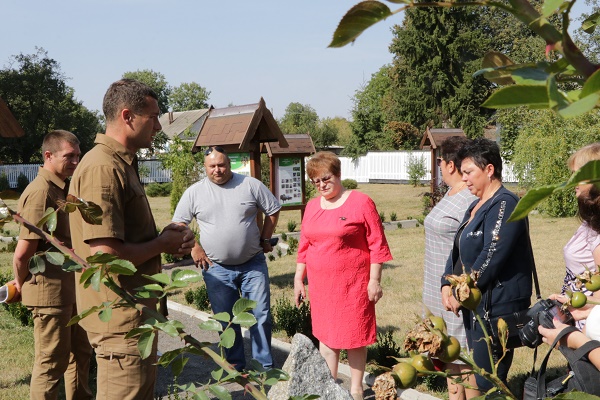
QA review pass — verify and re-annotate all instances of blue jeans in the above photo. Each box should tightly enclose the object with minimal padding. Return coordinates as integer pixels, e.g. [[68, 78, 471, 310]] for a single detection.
[[202, 252, 273, 370]]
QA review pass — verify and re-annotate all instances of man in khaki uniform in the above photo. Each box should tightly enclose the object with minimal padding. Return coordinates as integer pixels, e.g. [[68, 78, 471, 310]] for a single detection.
[[69, 79, 194, 400], [13, 130, 93, 400]]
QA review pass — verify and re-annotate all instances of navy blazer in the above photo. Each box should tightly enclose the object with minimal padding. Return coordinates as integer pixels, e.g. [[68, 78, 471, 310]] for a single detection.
[[441, 186, 533, 317]]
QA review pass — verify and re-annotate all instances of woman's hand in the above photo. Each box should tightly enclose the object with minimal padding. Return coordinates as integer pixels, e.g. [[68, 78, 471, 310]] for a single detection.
[[441, 285, 461, 316], [549, 293, 595, 321], [539, 318, 571, 346], [368, 279, 383, 303], [294, 280, 306, 307]]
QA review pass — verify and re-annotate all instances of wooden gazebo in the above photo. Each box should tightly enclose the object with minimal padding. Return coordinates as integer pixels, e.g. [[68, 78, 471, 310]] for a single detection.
[[0, 97, 25, 138], [419, 127, 466, 193]]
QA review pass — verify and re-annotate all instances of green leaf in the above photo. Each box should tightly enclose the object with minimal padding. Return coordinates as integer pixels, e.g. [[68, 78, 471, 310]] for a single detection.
[[264, 368, 289, 386], [90, 270, 102, 292], [62, 258, 83, 272], [329, 1, 392, 48], [125, 325, 154, 338], [171, 355, 188, 377], [232, 298, 256, 316], [137, 331, 156, 359], [541, 0, 565, 17], [192, 391, 210, 400], [211, 367, 224, 381], [482, 85, 549, 109], [558, 93, 600, 118], [199, 320, 223, 332], [157, 348, 185, 366], [36, 207, 57, 233], [98, 306, 112, 322], [107, 259, 136, 276], [582, 11, 600, 34], [547, 76, 569, 110], [87, 252, 119, 264], [507, 184, 562, 222], [45, 251, 65, 266], [567, 160, 600, 186], [77, 200, 103, 225], [136, 284, 164, 292], [511, 68, 549, 85], [231, 311, 257, 328], [28, 254, 46, 274], [67, 305, 102, 326], [80, 267, 97, 285], [171, 269, 203, 283], [142, 273, 171, 285], [208, 384, 232, 400], [220, 327, 235, 349], [156, 321, 180, 337], [580, 68, 600, 98], [212, 312, 231, 323]]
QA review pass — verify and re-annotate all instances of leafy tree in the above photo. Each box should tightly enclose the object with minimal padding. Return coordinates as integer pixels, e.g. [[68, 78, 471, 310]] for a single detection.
[[344, 65, 393, 158], [0, 48, 100, 163], [329, 117, 353, 147], [278, 102, 319, 134], [312, 118, 339, 149], [386, 121, 421, 150], [122, 69, 171, 114], [385, 6, 494, 138], [169, 82, 211, 111]]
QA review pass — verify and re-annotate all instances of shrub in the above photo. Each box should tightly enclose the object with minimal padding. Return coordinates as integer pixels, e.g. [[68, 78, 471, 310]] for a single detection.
[[406, 154, 427, 187], [268, 254, 275, 261], [16, 173, 29, 193], [0, 272, 33, 326], [287, 220, 297, 233], [272, 297, 314, 343], [287, 237, 298, 254], [0, 240, 17, 253], [366, 329, 405, 370], [423, 183, 448, 215], [280, 232, 287, 242], [0, 173, 9, 191], [379, 211, 385, 223], [184, 284, 211, 312], [390, 212, 397, 221], [305, 182, 316, 200], [145, 182, 172, 197], [341, 179, 358, 189], [397, 222, 402, 229]]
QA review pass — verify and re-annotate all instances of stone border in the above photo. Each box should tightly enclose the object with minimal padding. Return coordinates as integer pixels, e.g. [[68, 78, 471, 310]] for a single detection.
[[166, 301, 439, 400]]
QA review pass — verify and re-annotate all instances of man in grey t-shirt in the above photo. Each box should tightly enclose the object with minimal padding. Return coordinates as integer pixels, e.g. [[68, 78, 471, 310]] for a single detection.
[[173, 146, 281, 370]]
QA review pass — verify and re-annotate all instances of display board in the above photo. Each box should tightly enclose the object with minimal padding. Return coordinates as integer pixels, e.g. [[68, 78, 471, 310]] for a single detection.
[[275, 157, 303, 206], [229, 152, 251, 176]]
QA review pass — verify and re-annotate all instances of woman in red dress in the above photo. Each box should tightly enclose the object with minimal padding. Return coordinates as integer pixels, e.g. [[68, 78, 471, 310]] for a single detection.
[[294, 151, 392, 400]]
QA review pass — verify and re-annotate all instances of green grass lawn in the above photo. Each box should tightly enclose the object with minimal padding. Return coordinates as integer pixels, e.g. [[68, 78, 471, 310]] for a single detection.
[[0, 184, 579, 398]]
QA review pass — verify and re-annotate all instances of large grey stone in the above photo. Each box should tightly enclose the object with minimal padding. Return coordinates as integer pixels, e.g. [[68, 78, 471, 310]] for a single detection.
[[268, 333, 353, 400]]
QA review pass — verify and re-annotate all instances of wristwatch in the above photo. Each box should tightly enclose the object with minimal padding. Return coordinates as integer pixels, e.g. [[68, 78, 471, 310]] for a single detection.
[[261, 238, 270, 244]]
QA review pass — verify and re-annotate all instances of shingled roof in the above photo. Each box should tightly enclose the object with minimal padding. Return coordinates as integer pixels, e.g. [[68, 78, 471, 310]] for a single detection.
[[0, 97, 24, 138], [264, 134, 315, 156], [158, 109, 209, 140], [192, 98, 288, 152]]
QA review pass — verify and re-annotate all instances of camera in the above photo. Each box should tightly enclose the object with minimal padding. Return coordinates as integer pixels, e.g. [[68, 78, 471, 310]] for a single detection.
[[518, 299, 574, 348]]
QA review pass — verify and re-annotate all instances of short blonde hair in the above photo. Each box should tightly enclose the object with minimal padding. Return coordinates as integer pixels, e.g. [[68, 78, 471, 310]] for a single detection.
[[568, 143, 600, 171], [306, 151, 341, 179]]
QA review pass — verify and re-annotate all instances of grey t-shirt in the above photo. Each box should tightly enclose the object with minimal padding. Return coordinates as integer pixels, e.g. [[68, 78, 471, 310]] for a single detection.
[[173, 173, 281, 265]]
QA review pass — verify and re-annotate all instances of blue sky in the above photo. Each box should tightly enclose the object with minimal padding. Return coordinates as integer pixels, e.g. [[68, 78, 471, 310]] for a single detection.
[[1, 1, 590, 122], [1, 0, 397, 121]]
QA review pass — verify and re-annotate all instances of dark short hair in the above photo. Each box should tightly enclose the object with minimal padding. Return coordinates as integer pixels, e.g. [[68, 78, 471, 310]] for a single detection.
[[458, 138, 502, 180], [102, 79, 158, 122], [440, 136, 472, 173], [306, 151, 341, 179], [42, 130, 80, 154]]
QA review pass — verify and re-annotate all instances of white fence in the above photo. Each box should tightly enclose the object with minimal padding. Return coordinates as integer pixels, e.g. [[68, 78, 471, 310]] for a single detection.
[[0, 152, 519, 187]]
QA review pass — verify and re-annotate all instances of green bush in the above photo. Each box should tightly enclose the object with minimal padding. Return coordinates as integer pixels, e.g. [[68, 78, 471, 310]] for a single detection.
[[406, 154, 427, 187], [16, 173, 29, 193], [0, 272, 33, 326], [305, 182, 316, 200], [390, 212, 397, 221], [268, 254, 275, 261], [379, 211, 385, 223], [272, 297, 314, 343], [145, 182, 172, 197], [280, 232, 287, 242], [341, 179, 358, 189], [287, 236, 298, 254], [287, 220, 297, 233], [0, 240, 17, 253], [0, 173, 9, 191], [366, 329, 405, 371], [184, 284, 211, 312]]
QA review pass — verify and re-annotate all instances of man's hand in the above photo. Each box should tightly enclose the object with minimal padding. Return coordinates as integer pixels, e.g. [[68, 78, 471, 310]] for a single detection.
[[4, 279, 21, 304], [192, 243, 213, 270], [162, 223, 195, 257], [260, 241, 273, 253]]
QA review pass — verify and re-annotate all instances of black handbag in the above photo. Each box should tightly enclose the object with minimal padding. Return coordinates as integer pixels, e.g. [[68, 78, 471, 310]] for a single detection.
[[523, 326, 600, 399]]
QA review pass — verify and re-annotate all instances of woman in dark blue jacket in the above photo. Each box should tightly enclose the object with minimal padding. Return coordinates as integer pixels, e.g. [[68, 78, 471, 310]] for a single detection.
[[441, 138, 533, 396]]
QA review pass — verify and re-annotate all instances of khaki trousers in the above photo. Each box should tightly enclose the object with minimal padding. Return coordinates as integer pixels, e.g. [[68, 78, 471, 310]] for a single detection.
[[87, 331, 158, 400], [29, 305, 93, 400]]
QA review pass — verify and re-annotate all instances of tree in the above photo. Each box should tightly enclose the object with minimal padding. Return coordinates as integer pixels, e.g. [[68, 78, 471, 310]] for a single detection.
[[278, 102, 319, 134], [312, 118, 339, 149], [169, 82, 211, 111], [122, 69, 171, 114], [0, 48, 100, 163], [386, 121, 421, 150], [329, 117, 353, 147]]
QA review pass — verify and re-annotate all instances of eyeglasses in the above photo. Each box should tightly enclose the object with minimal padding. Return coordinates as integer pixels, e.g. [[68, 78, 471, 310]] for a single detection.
[[204, 146, 225, 156], [310, 175, 332, 186], [436, 157, 444, 167]]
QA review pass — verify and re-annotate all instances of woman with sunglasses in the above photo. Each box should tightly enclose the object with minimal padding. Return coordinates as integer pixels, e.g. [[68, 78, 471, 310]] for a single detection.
[[294, 151, 392, 400], [423, 136, 477, 399]]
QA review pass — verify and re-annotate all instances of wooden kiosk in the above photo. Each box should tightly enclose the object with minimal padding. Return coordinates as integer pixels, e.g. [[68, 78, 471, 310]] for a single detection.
[[419, 127, 466, 194]]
